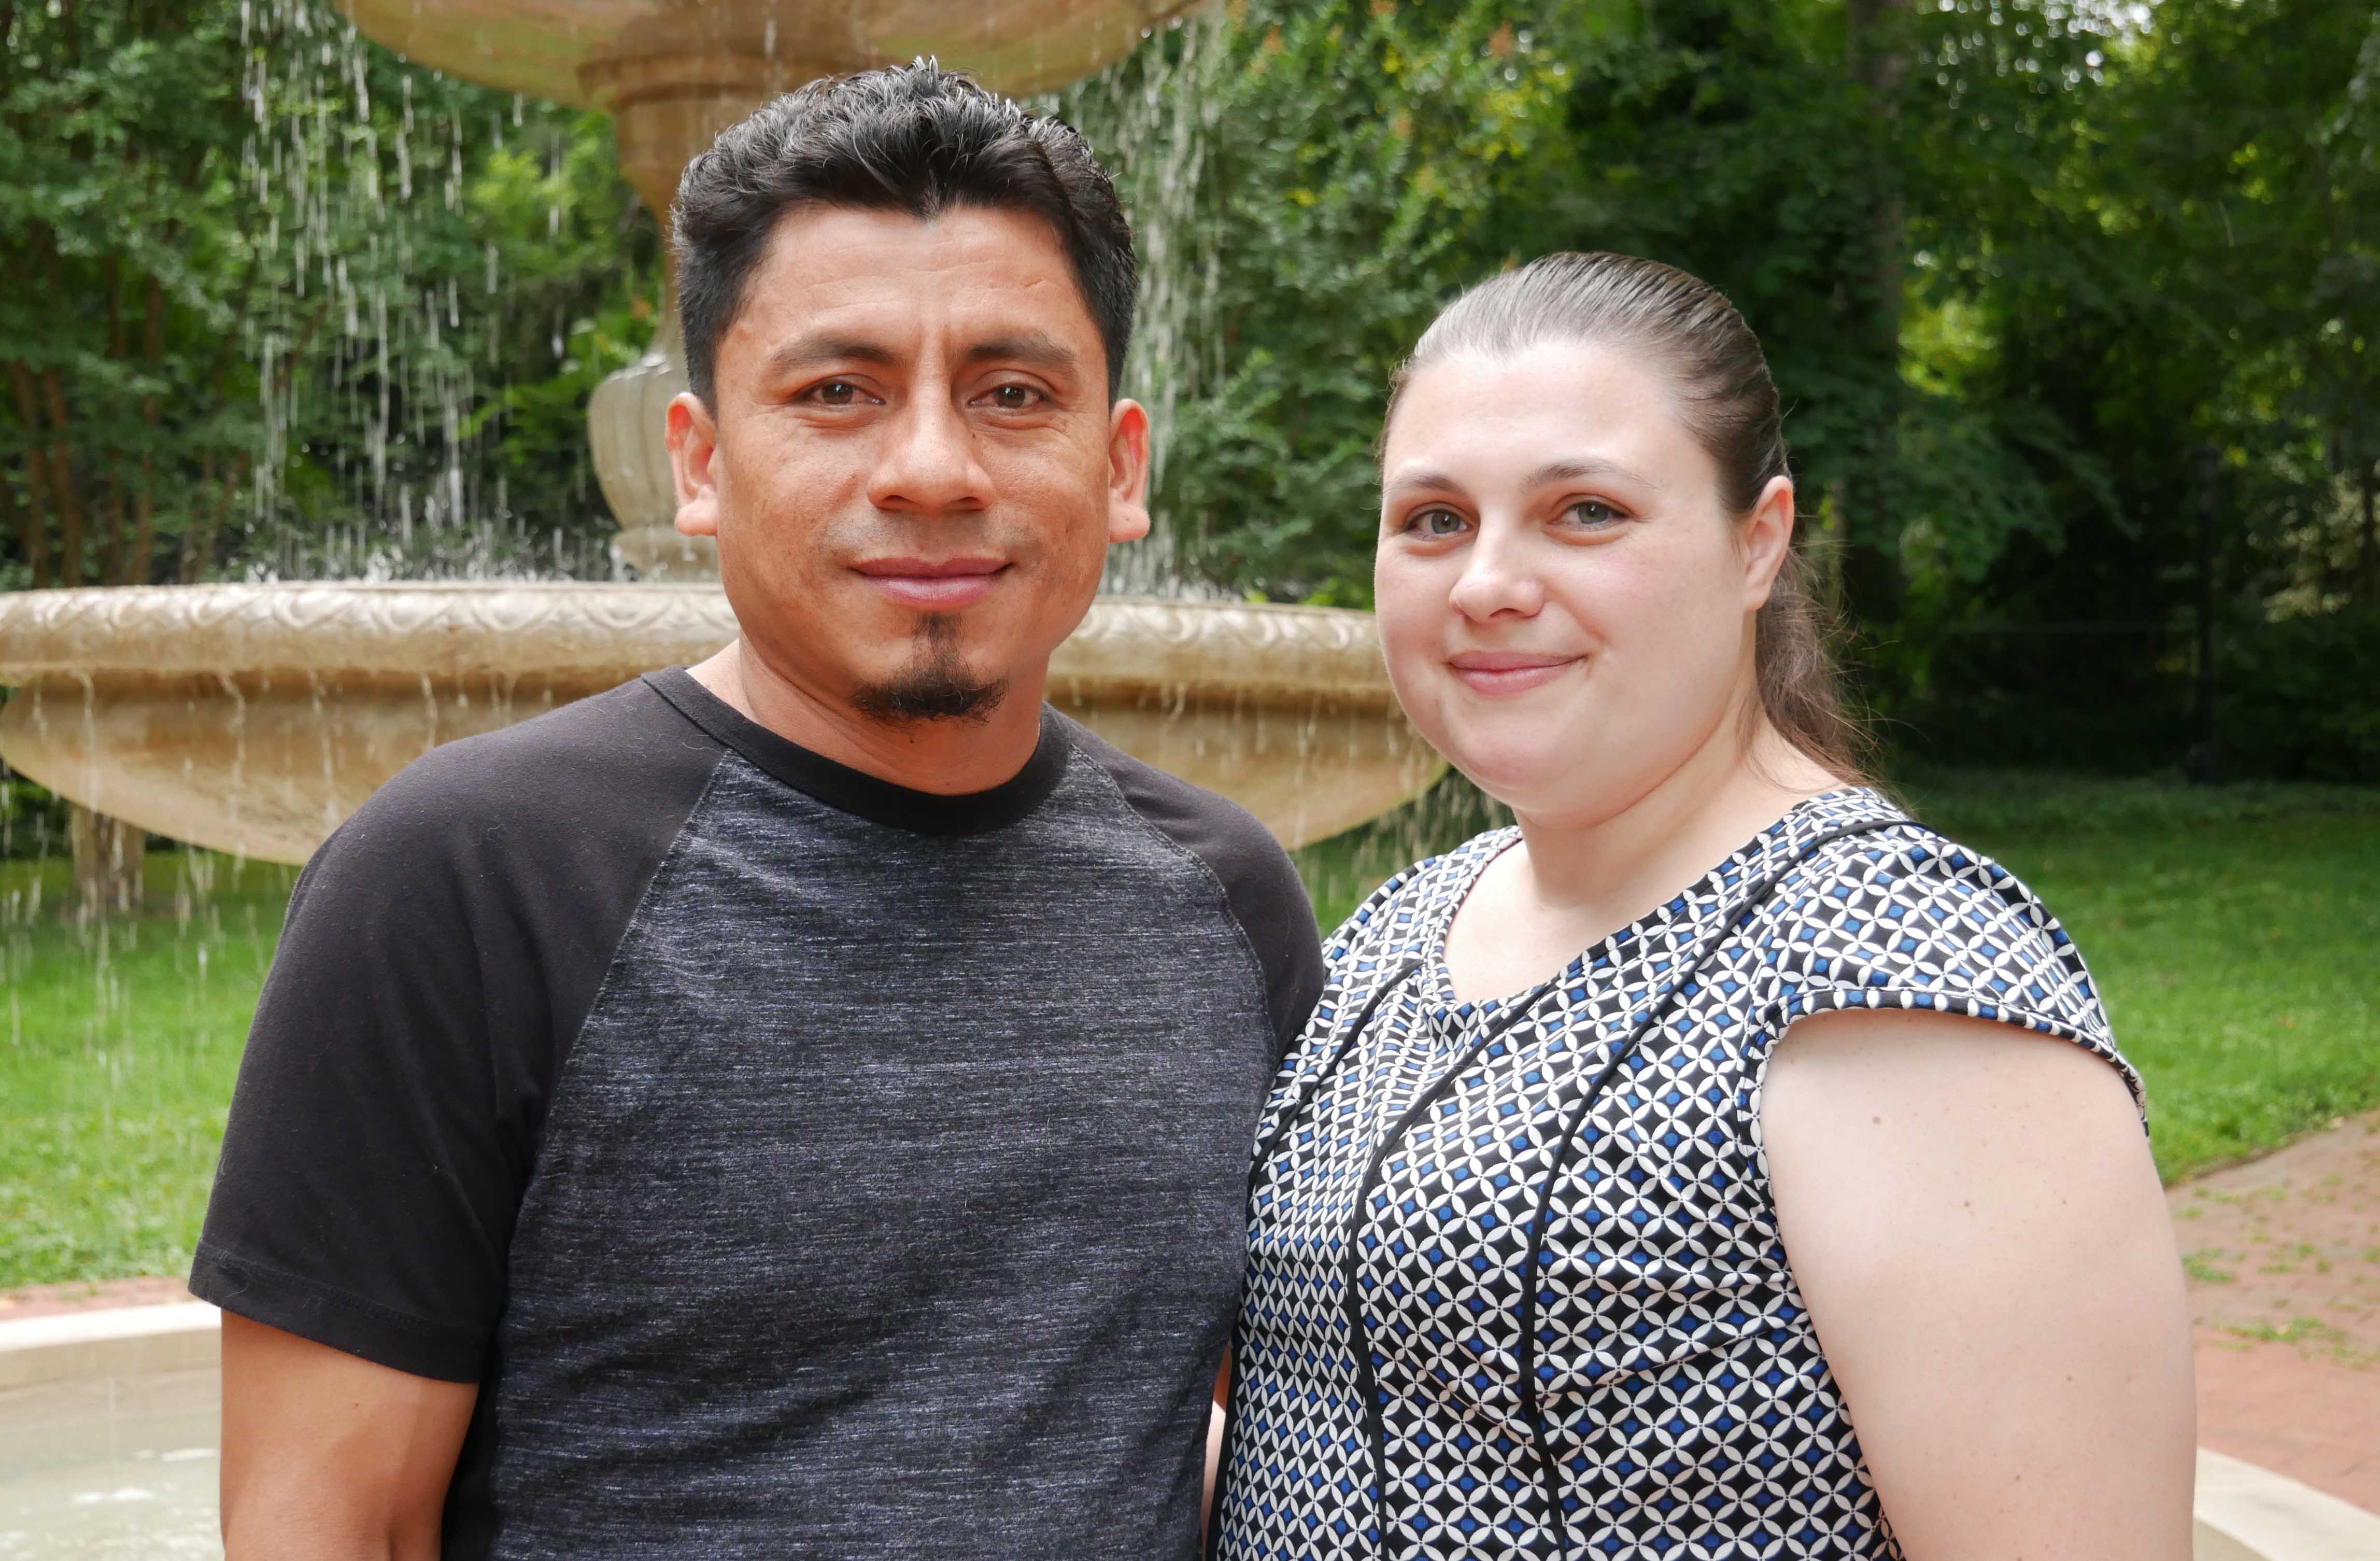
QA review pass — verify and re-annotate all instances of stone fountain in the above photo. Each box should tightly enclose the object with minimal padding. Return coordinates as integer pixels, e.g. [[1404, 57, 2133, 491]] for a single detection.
[[0, 1, 1440, 865]]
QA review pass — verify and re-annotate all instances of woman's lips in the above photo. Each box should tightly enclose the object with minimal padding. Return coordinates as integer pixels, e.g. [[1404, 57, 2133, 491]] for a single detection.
[[1447, 651, 1580, 696], [853, 557, 1009, 610]]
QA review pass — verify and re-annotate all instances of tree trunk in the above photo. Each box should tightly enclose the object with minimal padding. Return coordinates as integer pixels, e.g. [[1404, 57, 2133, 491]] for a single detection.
[[1840, 0, 1912, 633], [70, 804, 147, 916], [37, 367, 86, 584], [5, 360, 53, 586], [130, 272, 165, 582], [2361, 460, 2378, 598], [179, 450, 246, 583], [102, 470, 127, 583]]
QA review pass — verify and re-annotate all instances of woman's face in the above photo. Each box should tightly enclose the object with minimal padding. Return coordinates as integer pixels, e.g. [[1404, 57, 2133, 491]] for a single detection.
[[1375, 338, 1790, 825]]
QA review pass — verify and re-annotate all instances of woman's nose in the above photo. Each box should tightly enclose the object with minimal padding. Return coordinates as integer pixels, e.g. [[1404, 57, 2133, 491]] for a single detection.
[[1447, 526, 1546, 621]]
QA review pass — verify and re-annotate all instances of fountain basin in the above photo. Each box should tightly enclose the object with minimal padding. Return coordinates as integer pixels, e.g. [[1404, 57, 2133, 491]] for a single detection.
[[7, 1306, 2373, 1561], [336, 1, 1200, 111], [0, 584, 1442, 862]]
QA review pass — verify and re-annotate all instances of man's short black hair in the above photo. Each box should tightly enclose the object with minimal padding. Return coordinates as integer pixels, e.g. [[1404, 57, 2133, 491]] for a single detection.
[[673, 60, 1137, 406]]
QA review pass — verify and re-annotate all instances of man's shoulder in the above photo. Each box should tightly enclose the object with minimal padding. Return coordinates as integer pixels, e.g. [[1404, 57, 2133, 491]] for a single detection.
[[1055, 710, 1292, 885], [1056, 712, 1324, 1052], [315, 673, 724, 884]]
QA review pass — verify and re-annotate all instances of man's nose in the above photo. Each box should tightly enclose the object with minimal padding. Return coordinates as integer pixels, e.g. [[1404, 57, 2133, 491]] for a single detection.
[[867, 396, 994, 517]]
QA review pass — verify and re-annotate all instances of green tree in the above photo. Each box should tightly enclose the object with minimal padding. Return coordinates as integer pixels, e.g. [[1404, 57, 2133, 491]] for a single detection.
[[0, 0, 259, 588], [1, 0, 660, 590]]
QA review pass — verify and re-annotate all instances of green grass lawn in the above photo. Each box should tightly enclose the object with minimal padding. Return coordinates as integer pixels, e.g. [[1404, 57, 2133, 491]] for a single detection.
[[1299, 768, 2380, 1187], [1898, 769, 2380, 1180], [0, 853, 294, 1289], [1, 768, 2373, 1289]]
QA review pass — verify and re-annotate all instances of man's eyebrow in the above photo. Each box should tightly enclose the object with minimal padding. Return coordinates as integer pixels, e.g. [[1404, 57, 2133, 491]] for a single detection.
[[964, 331, 1078, 370], [761, 334, 900, 377]]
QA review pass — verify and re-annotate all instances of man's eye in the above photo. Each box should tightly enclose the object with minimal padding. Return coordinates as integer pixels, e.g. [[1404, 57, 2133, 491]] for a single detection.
[[809, 381, 860, 406], [1565, 499, 1622, 526], [985, 384, 1042, 411]]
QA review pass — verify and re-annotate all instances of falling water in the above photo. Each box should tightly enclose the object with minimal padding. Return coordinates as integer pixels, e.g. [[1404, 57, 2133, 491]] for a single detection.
[[1057, 9, 1233, 598], [217, 2, 1236, 592], [230, 0, 654, 582]]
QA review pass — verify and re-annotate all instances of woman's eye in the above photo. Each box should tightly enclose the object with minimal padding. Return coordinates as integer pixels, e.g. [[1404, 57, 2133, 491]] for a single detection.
[[1411, 508, 1469, 538], [1564, 499, 1623, 526]]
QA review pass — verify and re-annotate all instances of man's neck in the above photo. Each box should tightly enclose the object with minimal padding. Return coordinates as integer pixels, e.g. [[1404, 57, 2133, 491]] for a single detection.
[[686, 638, 1050, 796]]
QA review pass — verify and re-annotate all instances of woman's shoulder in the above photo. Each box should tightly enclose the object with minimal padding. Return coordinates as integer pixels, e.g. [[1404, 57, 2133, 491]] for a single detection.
[[1322, 825, 1518, 964], [1757, 794, 2135, 1096]]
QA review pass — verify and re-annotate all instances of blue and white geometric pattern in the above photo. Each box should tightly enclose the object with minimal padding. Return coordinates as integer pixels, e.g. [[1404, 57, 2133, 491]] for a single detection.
[[1214, 789, 2138, 1560]]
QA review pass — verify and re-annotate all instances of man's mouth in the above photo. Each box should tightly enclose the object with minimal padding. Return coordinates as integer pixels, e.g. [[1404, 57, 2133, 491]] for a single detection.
[[1446, 650, 1581, 696], [852, 556, 1010, 611]]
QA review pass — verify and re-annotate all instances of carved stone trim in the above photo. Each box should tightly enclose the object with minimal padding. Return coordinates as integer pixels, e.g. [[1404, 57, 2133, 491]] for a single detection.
[[0, 584, 1396, 706]]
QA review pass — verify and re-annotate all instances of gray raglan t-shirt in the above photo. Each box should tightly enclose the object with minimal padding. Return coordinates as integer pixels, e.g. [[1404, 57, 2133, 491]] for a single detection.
[[190, 667, 1323, 1560]]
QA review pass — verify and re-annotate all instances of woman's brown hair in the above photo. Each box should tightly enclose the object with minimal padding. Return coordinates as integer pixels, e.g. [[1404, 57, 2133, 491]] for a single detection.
[[1384, 251, 1871, 782]]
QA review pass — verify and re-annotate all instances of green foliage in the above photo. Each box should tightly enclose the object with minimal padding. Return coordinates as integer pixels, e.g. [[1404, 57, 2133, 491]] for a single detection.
[[1, 0, 660, 586], [6, 0, 2377, 775], [1072, 0, 2380, 778], [1068, 2, 1579, 600], [0, 0, 260, 587], [2218, 607, 2380, 782]]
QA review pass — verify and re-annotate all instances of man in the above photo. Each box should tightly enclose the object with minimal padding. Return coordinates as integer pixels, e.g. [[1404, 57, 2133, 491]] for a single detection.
[[193, 63, 1321, 1559]]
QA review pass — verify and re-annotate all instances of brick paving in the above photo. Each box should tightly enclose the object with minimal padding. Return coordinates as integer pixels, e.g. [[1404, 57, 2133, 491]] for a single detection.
[[0, 1273, 193, 1321], [2172, 1110, 2380, 1514]]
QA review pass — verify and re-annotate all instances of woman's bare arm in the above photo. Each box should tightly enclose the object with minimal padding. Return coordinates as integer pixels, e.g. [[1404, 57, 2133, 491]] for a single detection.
[[220, 1313, 478, 1560], [1761, 1009, 2194, 1561]]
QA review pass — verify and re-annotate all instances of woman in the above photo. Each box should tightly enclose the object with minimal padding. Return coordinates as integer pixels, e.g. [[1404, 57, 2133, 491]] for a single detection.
[[1212, 254, 2193, 1559]]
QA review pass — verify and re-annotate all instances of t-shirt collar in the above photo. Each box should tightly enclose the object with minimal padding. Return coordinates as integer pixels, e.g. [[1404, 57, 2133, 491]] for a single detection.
[[645, 666, 1072, 836]]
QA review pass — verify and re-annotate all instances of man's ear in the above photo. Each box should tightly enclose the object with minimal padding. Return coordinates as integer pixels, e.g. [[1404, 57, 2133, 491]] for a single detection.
[[1106, 398, 1153, 545], [1741, 474, 1796, 611], [668, 391, 721, 538]]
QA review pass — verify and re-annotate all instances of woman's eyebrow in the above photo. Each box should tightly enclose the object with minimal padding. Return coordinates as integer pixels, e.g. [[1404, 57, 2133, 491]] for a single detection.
[[1384, 456, 1664, 503], [1382, 470, 1468, 501], [1525, 456, 1663, 491]]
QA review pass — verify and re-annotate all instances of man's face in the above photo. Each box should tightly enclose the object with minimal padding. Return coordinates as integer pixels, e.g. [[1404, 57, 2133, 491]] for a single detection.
[[668, 204, 1150, 726]]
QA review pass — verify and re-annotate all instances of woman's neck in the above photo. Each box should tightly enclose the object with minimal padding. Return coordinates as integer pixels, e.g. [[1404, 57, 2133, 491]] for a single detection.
[[1524, 719, 1836, 919], [1446, 699, 1847, 1004]]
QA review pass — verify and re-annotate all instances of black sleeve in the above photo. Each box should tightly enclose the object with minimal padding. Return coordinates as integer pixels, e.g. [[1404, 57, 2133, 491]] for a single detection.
[[1211, 831, 1326, 1064], [189, 677, 724, 1381], [1065, 719, 1327, 1062]]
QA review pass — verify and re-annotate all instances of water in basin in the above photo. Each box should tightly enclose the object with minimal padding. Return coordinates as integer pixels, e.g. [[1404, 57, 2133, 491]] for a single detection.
[[0, 1367, 220, 1558]]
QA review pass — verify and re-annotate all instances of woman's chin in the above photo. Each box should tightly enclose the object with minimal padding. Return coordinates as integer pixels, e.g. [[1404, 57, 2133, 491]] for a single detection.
[[1446, 744, 1610, 818]]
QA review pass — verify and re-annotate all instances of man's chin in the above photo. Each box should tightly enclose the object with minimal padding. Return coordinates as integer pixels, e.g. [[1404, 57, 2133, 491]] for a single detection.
[[848, 650, 1009, 727]]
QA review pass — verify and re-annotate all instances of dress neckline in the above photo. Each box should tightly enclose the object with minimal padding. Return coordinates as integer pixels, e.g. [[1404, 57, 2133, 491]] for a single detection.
[[1416, 786, 1907, 1024]]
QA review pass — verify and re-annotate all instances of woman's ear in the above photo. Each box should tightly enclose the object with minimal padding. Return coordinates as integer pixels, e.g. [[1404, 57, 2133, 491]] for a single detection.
[[1741, 475, 1796, 611]]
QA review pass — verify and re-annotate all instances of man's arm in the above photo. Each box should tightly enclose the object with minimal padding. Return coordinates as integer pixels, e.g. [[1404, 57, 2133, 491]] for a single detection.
[[1203, 1346, 1231, 1544], [1761, 1009, 2195, 1561], [221, 1314, 478, 1561]]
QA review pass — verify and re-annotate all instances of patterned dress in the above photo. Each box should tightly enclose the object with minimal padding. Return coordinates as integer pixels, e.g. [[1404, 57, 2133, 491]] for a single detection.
[[1213, 788, 2140, 1560]]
